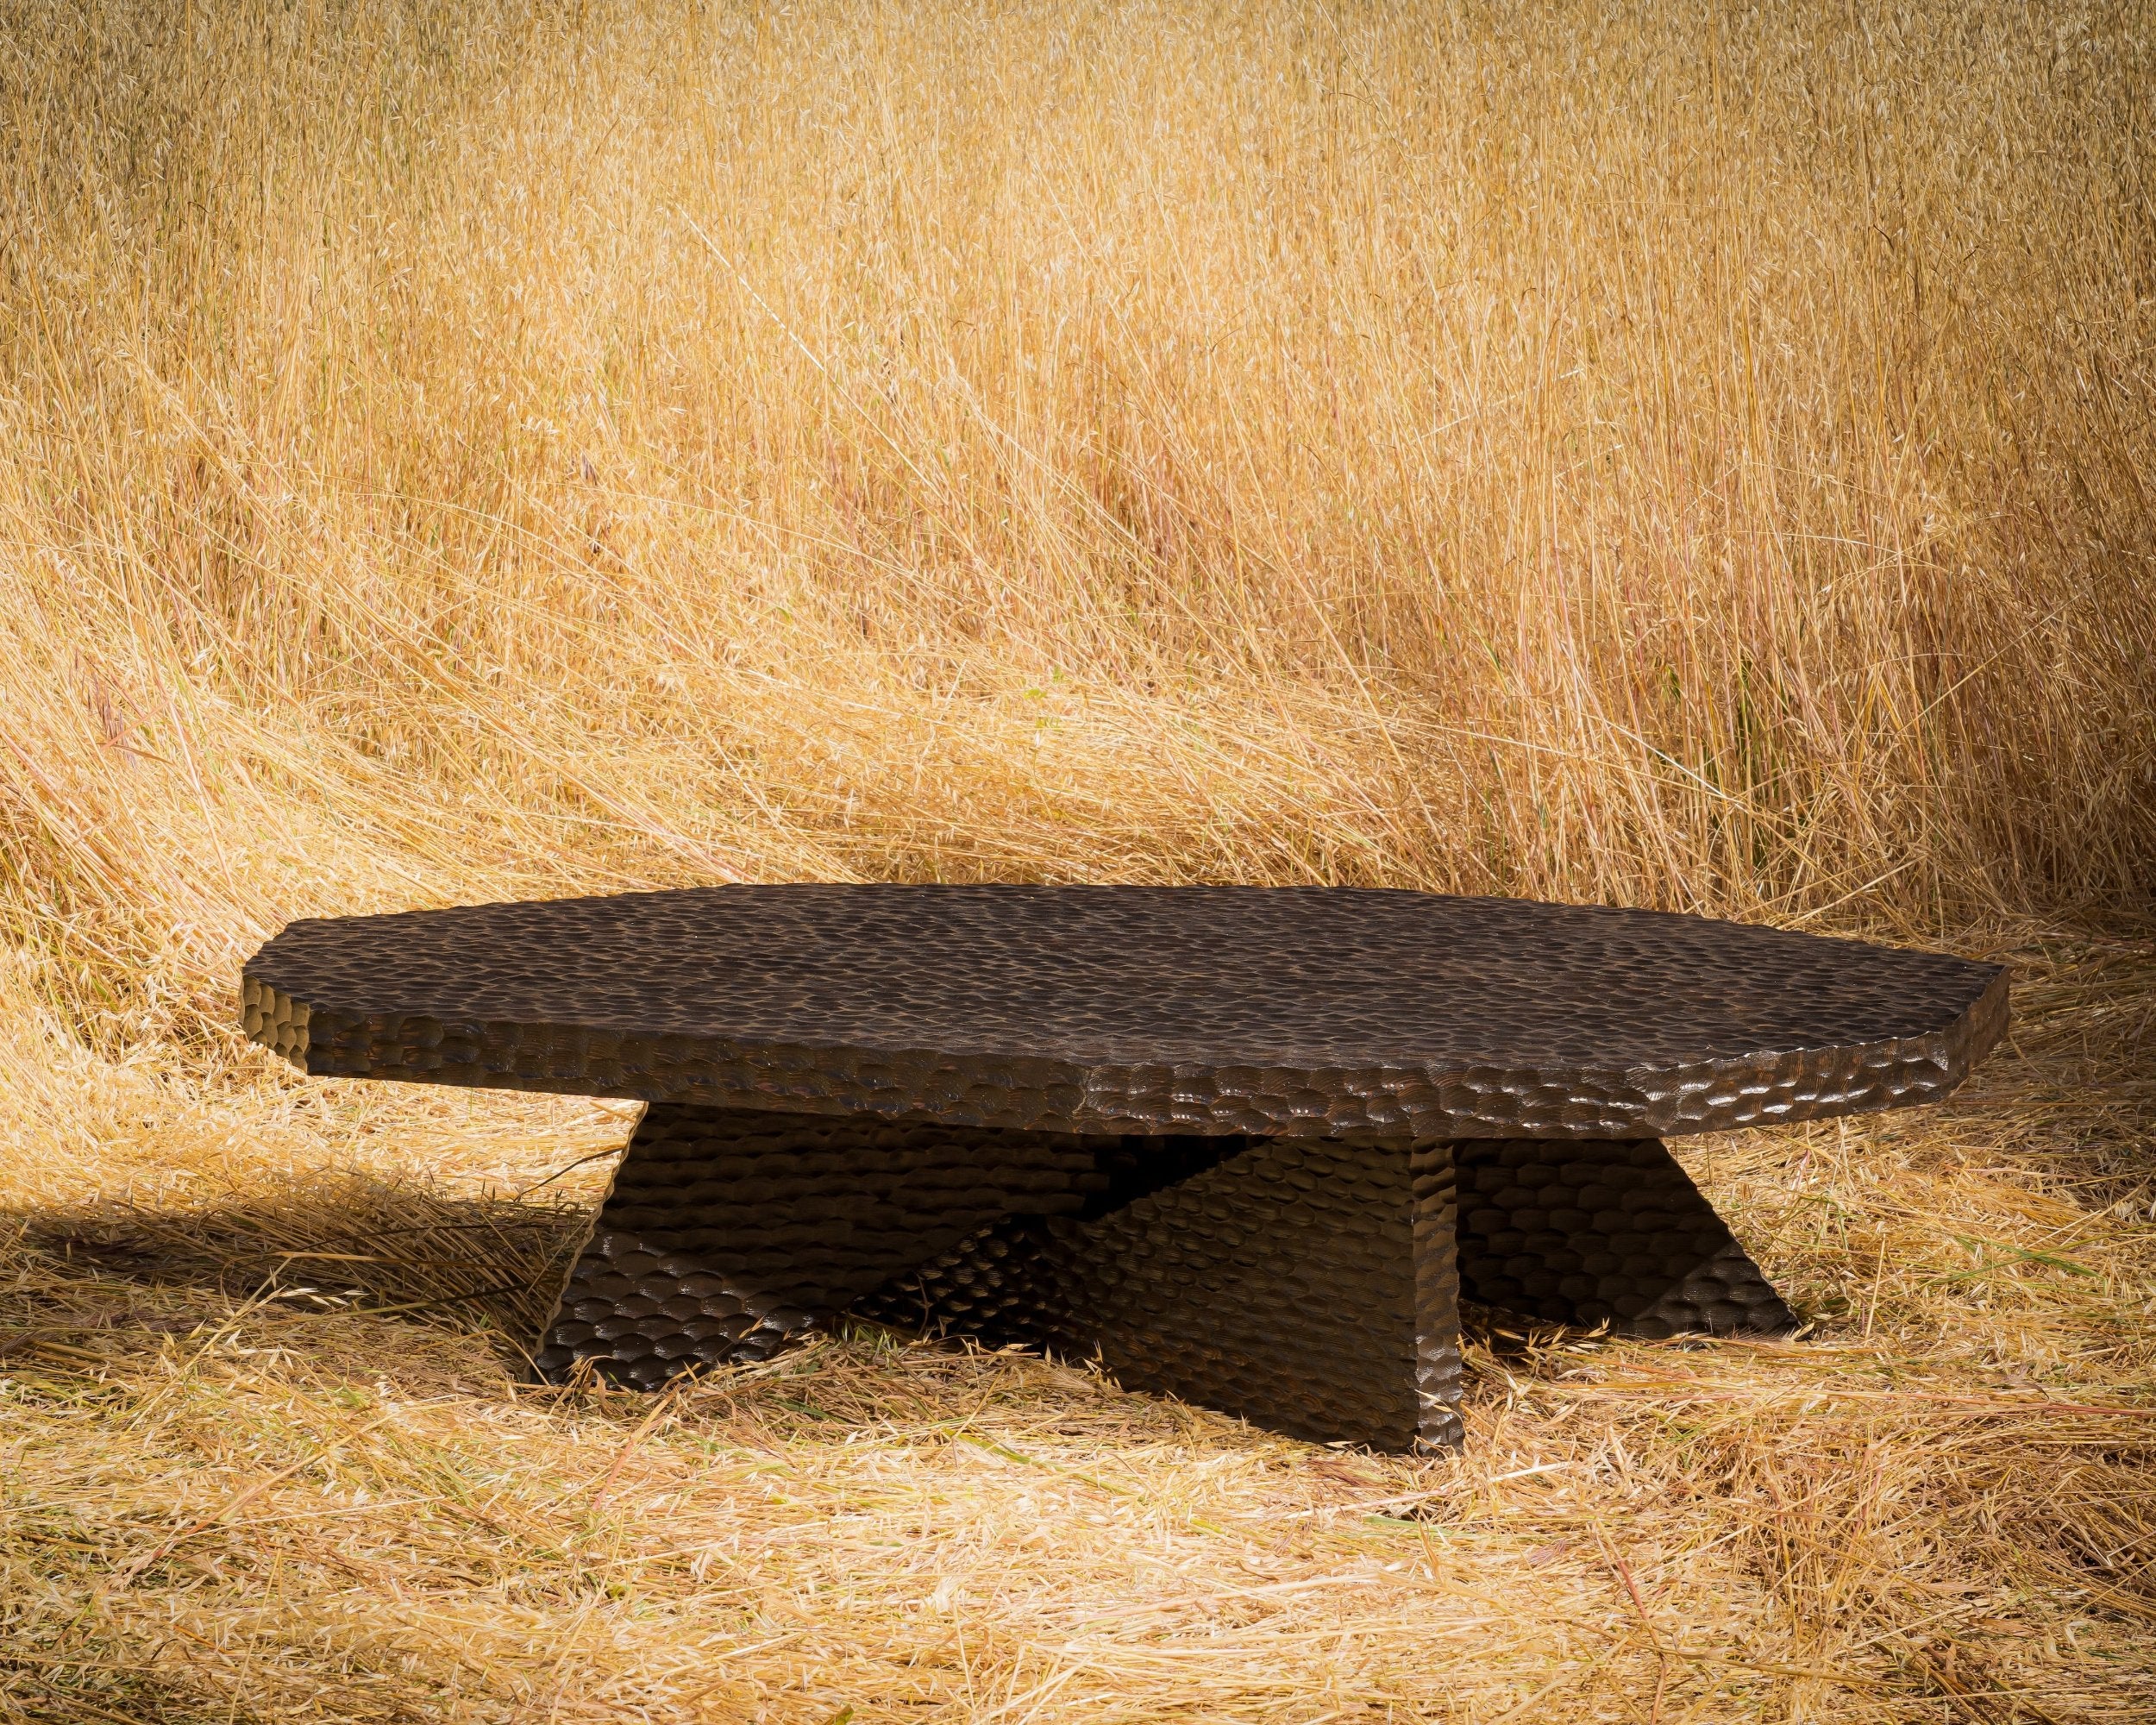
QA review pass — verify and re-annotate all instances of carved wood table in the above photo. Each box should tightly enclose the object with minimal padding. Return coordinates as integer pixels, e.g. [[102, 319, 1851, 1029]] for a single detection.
[[241, 886, 2007, 1451]]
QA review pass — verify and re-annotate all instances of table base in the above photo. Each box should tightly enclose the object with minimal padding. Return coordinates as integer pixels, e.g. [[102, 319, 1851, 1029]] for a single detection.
[[532, 1105, 1791, 1450]]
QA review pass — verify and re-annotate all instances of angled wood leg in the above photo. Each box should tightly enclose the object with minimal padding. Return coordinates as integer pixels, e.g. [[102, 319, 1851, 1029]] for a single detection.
[[534, 1103, 1116, 1389], [858, 1137, 1465, 1452], [538, 1106, 1468, 1451], [1452, 1138, 1796, 1338], [1410, 1141, 1465, 1450]]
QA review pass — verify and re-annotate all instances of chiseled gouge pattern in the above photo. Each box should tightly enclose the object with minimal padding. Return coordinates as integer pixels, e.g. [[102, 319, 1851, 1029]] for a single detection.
[[241, 885, 2006, 1449]]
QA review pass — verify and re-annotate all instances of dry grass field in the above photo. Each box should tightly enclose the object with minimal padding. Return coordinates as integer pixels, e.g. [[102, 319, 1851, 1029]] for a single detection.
[[3, 0, 2153, 1718]]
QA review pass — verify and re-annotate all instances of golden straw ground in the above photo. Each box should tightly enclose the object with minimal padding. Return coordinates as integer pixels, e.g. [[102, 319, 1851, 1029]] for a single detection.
[[1, 0, 2152, 1717], [2, 939, 2152, 1720]]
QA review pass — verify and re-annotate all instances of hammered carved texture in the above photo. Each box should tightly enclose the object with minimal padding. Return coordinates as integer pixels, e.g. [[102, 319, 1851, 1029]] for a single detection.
[[858, 1137, 1452, 1449], [535, 1103, 1110, 1386], [1049, 1137, 1439, 1450], [850, 1217, 1070, 1352], [1410, 1145, 1467, 1449], [243, 884, 2009, 1141], [543, 1106, 1464, 1449], [1454, 1139, 1796, 1338]]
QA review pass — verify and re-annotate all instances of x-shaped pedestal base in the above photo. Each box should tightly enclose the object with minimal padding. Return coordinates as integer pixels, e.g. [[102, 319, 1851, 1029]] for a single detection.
[[534, 1105, 1794, 1450]]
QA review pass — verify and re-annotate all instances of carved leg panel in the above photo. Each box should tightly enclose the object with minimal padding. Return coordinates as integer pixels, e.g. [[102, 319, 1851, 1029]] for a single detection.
[[1039, 1136, 1453, 1451], [536, 1105, 1466, 1450], [1452, 1138, 1795, 1338], [535, 1104, 1248, 1390], [535, 1103, 1111, 1389], [1410, 1143, 1466, 1449], [538, 1116, 1795, 1439]]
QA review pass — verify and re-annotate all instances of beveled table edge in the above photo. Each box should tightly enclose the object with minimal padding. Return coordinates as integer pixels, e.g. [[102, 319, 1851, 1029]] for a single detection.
[[241, 960, 2009, 1141]]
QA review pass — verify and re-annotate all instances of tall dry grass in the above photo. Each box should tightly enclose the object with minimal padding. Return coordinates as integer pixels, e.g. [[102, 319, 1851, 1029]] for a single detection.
[[1, 0, 2153, 1719], [3, 0, 2153, 1054]]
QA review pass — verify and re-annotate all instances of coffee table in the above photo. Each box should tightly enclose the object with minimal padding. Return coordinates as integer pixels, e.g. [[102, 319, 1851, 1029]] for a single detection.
[[241, 886, 2006, 1450]]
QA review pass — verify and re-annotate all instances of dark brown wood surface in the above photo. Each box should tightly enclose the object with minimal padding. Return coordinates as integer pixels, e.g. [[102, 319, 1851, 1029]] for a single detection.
[[243, 884, 2006, 1139]]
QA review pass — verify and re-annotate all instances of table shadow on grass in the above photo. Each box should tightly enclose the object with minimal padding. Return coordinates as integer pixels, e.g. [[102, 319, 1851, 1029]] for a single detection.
[[3, 1172, 590, 1375]]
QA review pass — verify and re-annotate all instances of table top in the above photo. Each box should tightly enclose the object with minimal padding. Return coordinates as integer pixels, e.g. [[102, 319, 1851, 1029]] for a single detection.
[[241, 885, 2007, 1139]]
